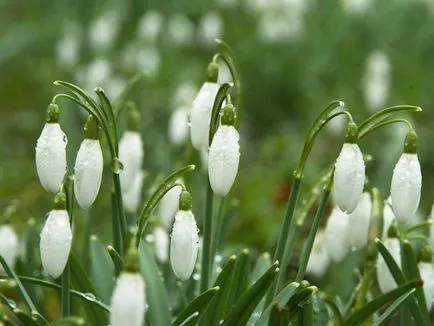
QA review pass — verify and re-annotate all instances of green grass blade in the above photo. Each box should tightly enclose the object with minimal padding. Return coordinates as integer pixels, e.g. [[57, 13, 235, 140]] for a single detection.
[[373, 289, 415, 326], [107, 245, 123, 275]]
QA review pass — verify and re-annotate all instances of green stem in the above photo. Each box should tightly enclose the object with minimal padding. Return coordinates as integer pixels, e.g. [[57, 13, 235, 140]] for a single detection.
[[200, 181, 214, 292], [358, 118, 414, 139], [112, 173, 126, 256], [111, 189, 123, 262], [211, 197, 226, 259]]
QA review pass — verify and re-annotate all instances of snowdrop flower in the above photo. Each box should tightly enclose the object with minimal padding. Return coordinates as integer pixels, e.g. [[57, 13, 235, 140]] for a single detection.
[[119, 106, 144, 191], [83, 58, 112, 91], [136, 45, 161, 77], [40, 192, 72, 279], [167, 14, 195, 46], [306, 230, 330, 277], [347, 192, 372, 249], [390, 131, 421, 225], [324, 206, 350, 262], [198, 12, 224, 47], [89, 9, 120, 53], [56, 21, 82, 69], [169, 108, 189, 146], [418, 245, 434, 311], [123, 170, 146, 213], [376, 235, 401, 293], [74, 115, 103, 210], [190, 61, 220, 150], [159, 181, 183, 228], [208, 104, 240, 196], [382, 201, 396, 239], [137, 10, 163, 42], [333, 122, 365, 213], [0, 224, 18, 273], [172, 83, 197, 108], [36, 103, 67, 193], [154, 226, 169, 263], [170, 190, 199, 281], [110, 246, 146, 326]]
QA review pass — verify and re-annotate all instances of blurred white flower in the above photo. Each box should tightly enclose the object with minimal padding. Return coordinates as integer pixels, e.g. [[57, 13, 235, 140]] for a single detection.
[[200, 148, 209, 171], [347, 192, 372, 249], [56, 21, 82, 69], [172, 83, 197, 108], [169, 108, 189, 146], [325, 206, 350, 262], [119, 131, 144, 192], [123, 170, 145, 213], [153, 226, 169, 264], [306, 230, 330, 277], [110, 272, 146, 326], [341, 0, 372, 15], [105, 77, 126, 100], [83, 58, 112, 89], [0, 225, 18, 273], [198, 12, 224, 47], [419, 262, 434, 311], [137, 10, 163, 42], [167, 14, 195, 46], [382, 201, 396, 239], [158, 181, 183, 228], [89, 9, 120, 53], [376, 237, 401, 293], [333, 143, 365, 214], [136, 46, 161, 77]]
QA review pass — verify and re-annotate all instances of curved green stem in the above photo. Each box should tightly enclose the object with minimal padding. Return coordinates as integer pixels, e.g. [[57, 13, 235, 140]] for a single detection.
[[200, 181, 214, 292], [209, 83, 232, 146], [359, 118, 414, 139]]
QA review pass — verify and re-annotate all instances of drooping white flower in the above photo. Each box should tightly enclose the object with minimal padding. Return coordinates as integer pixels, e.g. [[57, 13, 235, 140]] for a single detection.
[[74, 127, 103, 209], [382, 202, 396, 239], [333, 143, 365, 214], [190, 81, 220, 150], [419, 262, 434, 311], [36, 104, 68, 193], [324, 206, 350, 262], [347, 192, 372, 249], [170, 206, 199, 281], [153, 227, 169, 264], [0, 225, 18, 273], [169, 108, 189, 146], [159, 181, 183, 228], [391, 153, 422, 225], [123, 170, 145, 213], [376, 237, 401, 293], [208, 125, 240, 196], [137, 10, 163, 42], [40, 205, 72, 279], [119, 131, 144, 191], [110, 272, 146, 326], [306, 230, 330, 277]]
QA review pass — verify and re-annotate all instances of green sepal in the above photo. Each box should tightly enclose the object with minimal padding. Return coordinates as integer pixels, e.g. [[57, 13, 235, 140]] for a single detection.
[[206, 61, 219, 83], [221, 104, 236, 126], [344, 121, 358, 144], [404, 130, 417, 154], [84, 115, 99, 140], [46, 103, 60, 123], [53, 191, 67, 210], [179, 190, 192, 211]]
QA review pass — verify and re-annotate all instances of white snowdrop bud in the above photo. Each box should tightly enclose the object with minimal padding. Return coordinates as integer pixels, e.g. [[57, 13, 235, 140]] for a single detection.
[[158, 181, 183, 228], [123, 171, 145, 213], [190, 62, 220, 150], [40, 193, 72, 279], [306, 230, 330, 277], [36, 104, 67, 193], [208, 104, 240, 196], [390, 131, 421, 225], [324, 206, 350, 262], [170, 191, 199, 281], [347, 192, 372, 249], [110, 272, 146, 326], [376, 237, 401, 293], [169, 108, 189, 146], [0, 224, 18, 273], [74, 116, 103, 210], [153, 226, 169, 264], [419, 262, 434, 311], [333, 122, 365, 214], [382, 202, 396, 239]]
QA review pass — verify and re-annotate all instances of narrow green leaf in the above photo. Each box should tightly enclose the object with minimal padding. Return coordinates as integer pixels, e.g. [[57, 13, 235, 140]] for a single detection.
[[107, 245, 123, 274], [90, 236, 115, 304], [173, 287, 219, 326], [321, 294, 343, 326], [312, 295, 329, 326], [286, 286, 317, 321], [54, 81, 100, 112], [344, 280, 419, 325], [209, 82, 232, 146], [49, 316, 86, 325], [13, 309, 39, 326], [251, 253, 271, 284], [222, 262, 279, 326], [138, 242, 171, 326], [373, 289, 415, 326], [179, 312, 199, 326], [269, 303, 290, 325]]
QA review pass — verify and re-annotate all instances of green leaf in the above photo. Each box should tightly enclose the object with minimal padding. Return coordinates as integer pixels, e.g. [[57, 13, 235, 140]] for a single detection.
[[209, 82, 232, 146], [49, 317, 86, 325], [69, 253, 108, 325], [251, 253, 271, 284], [90, 236, 115, 304], [344, 280, 419, 325], [13, 309, 39, 326], [312, 294, 329, 326], [286, 285, 317, 321], [222, 262, 279, 326], [114, 73, 145, 116], [107, 245, 123, 275], [179, 312, 199, 326], [172, 287, 219, 326], [373, 289, 415, 326], [269, 303, 290, 325], [53, 81, 100, 113], [138, 242, 171, 326]]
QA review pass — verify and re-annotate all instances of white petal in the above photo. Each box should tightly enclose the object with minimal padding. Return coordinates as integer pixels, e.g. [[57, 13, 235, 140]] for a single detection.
[[419, 262, 434, 311], [35, 123, 68, 193], [324, 206, 350, 262], [110, 272, 146, 326], [170, 210, 199, 281], [153, 227, 169, 264], [347, 192, 372, 249], [40, 210, 72, 278], [169, 108, 189, 146], [306, 230, 330, 277], [123, 171, 145, 213], [382, 203, 396, 239], [333, 143, 365, 213], [376, 238, 401, 293], [0, 225, 18, 273], [190, 82, 219, 150], [208, 126, 240, 196], [158, 182, 183, 228], [74, 139, 103, 209], [391, 153, 422, 225], [119, 131, 144, 190]]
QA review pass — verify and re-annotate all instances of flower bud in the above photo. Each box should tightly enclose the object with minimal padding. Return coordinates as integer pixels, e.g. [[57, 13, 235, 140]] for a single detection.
[[158, 181, 183, 228], [153, 226, 169, 264], [376, 237, 401, 293], [36, 104, 67, 193], [208, 112, 240, 196], [333, 142, 365, 214], [306, 230, 330, 277], [110, 272, 146, 326], [190, 81, 219, 150], [169, 108, 189, 146], [40, 193, 72, 279], [347, 192, 372, 249], [0, 225, 18, 273], [170, 208, 199, 281], [119, 131, 144, 190], [123, 171, 145, 213], [325, 206, 350, 262], [419, 262, 434, 311]]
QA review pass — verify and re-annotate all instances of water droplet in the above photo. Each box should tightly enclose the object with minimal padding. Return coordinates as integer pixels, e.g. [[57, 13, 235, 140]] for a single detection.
[[83, 293, 96, 301], [111, 158, 124, 174], [145, 234, 154, 243], [215, 255, 222, 263], [193, 273, 200, 281]]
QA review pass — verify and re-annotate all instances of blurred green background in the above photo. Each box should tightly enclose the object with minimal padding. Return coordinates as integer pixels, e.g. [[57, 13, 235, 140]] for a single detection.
[[1, 0, 434, 289]]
